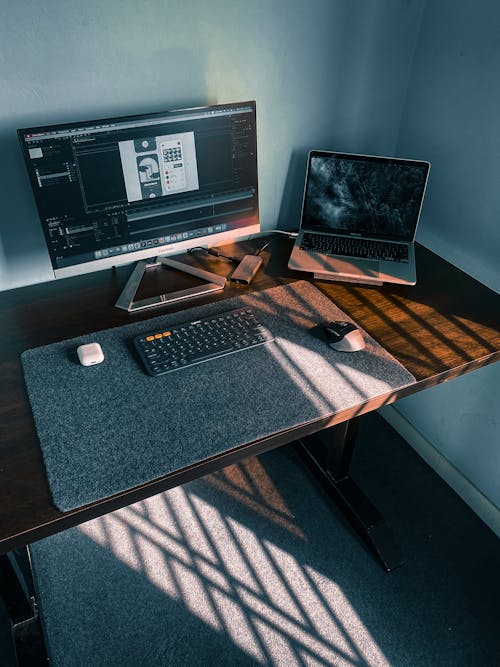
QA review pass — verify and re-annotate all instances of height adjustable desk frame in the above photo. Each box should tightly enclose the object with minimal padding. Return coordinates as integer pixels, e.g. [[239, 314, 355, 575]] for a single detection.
[[299, 418, 404, 571]]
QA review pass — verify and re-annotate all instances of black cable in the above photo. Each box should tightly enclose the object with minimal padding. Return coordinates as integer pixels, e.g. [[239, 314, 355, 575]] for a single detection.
[[255, 241, 271, 256], [189, 229, 297, 262], [254, 230, 297, 256], [187, 246, 240, 264]]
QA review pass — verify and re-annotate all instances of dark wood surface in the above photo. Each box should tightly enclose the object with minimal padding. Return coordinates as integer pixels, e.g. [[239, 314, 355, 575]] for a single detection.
[[1, 237, 499, 554]]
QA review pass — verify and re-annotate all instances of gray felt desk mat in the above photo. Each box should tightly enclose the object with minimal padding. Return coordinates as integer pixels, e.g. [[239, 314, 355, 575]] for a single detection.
[[21, 281, 416, 512]]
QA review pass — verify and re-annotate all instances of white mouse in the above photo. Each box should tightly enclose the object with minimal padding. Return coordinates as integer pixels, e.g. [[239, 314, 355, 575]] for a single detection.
[[324, 322, 366, 352], [77, 342, 104, 366]]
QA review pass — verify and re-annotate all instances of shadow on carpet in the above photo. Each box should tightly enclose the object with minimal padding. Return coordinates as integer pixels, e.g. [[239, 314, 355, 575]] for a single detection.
[[28, 414, 500, 666]]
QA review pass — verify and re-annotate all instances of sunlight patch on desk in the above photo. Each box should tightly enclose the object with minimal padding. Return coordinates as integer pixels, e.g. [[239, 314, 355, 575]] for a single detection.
[[270, 336, 396, 411], [450, 313, 499, 346], [269, 337, 340, 413], [387, 294, 477, 364], [335, 361, 395, 394]]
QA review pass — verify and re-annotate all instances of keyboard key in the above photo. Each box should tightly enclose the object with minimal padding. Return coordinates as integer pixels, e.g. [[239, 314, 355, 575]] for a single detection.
[[134, 307, 274, 376], [301, 233, 409, 263]]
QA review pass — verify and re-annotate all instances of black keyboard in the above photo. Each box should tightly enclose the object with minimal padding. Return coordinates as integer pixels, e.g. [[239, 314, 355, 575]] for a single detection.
[[134, 307, 274, 376], [300, 232, 409, 263]]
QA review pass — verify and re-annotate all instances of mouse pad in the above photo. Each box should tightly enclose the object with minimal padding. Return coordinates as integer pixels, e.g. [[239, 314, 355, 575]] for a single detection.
[[21, 281, 416, 512]]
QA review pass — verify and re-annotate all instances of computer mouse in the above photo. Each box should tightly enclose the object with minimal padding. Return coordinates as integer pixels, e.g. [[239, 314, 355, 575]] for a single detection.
[[77, 342, 104, 366], [323, 321, 366, 352]]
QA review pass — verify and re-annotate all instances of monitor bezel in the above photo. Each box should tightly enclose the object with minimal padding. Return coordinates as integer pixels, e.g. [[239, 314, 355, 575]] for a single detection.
[[18, 100, 260, 279]]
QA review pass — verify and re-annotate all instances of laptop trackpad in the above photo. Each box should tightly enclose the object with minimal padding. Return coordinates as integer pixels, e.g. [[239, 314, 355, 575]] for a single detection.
[[325, 256, 380, 278]]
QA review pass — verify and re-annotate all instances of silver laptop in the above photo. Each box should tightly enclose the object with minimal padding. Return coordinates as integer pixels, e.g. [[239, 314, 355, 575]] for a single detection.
[[288, 151, 430, 285]]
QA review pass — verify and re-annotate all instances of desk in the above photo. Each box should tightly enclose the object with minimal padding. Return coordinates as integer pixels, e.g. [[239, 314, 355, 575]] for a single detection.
[[1, 238, 499, 564]]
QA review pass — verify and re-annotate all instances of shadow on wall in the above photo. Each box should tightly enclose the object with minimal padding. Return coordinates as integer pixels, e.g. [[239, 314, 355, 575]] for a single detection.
[[0, 132, 52, 287], [277, 148, 309, 232]]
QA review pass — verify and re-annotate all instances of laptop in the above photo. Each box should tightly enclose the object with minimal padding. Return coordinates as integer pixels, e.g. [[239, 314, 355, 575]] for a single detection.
[[288, 151, 430, 285]]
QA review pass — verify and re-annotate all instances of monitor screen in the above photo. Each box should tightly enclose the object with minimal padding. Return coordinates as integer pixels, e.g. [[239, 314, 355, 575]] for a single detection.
[[18, 101, 259, 278]]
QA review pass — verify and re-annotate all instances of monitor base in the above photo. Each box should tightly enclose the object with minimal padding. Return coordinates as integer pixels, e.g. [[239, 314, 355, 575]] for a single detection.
[[115, 256, 227, 312]]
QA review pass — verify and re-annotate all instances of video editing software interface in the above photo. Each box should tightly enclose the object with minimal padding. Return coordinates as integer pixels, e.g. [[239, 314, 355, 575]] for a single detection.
[[18, 102, 258, 271]]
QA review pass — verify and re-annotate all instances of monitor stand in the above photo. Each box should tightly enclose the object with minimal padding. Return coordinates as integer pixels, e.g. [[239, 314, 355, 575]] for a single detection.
[[115, 256, 227, 312]]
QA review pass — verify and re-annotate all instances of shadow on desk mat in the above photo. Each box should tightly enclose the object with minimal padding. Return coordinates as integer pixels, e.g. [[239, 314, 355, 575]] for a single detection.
[[21, 281, 415, 511]]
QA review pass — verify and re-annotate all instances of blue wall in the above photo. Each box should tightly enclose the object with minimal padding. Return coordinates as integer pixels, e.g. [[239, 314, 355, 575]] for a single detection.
[[0, 0, 423, 290], [398, 0, 500, 293], [395, 0, 500, 509]]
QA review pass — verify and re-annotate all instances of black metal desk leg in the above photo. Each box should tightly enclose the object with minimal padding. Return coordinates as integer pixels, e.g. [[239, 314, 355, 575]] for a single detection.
[[0, 550, 46, 664], [298, 417, 404, 572]]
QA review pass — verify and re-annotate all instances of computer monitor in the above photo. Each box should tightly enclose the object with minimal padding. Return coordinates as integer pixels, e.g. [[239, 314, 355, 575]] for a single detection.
[[18, 100, 260, 310]]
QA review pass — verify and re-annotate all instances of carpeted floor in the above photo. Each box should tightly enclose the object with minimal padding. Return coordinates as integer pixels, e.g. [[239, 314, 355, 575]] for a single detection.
[[17, 413, 500, 665]]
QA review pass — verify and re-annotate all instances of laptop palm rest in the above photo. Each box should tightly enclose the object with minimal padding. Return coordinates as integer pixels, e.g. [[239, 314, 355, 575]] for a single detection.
[[313, 256, 382, 285], [289, 245, 383, 284]]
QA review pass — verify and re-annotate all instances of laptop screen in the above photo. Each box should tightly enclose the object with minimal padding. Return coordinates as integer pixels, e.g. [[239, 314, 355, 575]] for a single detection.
[[301, 151, 430, 242]]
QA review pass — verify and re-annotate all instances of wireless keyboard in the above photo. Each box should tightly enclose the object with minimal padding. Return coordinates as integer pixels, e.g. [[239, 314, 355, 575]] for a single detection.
[[133, 307, 274, 376]]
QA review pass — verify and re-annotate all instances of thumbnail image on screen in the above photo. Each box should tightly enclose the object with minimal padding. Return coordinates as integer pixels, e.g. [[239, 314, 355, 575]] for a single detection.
[[119, 131, 199, 202]]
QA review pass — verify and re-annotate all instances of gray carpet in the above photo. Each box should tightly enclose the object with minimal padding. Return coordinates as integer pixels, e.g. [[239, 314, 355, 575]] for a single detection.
[[28, 412, 500, 666], [21, 281, 415, 511]]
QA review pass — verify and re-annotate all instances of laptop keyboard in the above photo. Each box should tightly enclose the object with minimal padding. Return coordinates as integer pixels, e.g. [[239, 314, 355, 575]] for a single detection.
[[300, 232, 409, 263], [134, 307, 274, 376]]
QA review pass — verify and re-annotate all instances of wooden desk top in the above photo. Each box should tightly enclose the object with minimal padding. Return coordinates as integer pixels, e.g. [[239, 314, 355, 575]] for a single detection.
[[1, 238, 498, 553]]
